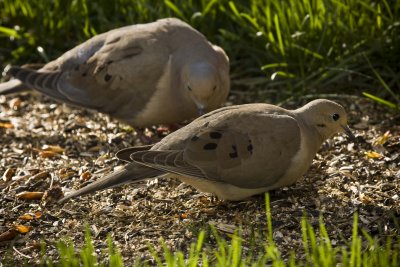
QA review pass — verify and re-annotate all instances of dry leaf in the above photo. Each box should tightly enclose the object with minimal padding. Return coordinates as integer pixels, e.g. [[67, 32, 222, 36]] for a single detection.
[[365, 151, 383, 159], [39, 150, 59, 158], [9, 97, 21, 109], [41, 145, 65, 153], [19, 214, 34, 220], [18, 211, 43, 221], [38, 145, 65, 158], [80, 171, 92, 181], [16, 191, 44, 200], [0, 229, 18, 242], [14, 225, 32, 234], [373, 131, 391, 146], [35, 211, 43, 219], [0, 121, 14, 129], [2, 168, 16, 182]]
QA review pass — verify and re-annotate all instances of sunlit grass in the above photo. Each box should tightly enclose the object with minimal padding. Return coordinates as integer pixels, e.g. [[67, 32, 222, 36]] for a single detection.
[[2, 194, 397, 266]]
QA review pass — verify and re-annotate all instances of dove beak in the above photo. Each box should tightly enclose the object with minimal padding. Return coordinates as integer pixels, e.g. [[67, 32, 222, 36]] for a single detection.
[[341, 125, 356, 142], [194, 102, 206, 116], [197, 105, 206, 116]]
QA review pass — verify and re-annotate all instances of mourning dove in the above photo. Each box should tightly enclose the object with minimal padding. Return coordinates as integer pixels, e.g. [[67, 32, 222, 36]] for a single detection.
[[59, 99, 355, 202], [0, 18, 230, 126]]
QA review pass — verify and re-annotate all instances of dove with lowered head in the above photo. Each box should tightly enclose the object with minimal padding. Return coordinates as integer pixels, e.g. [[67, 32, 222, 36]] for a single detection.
[[59, 99, 355, 202]]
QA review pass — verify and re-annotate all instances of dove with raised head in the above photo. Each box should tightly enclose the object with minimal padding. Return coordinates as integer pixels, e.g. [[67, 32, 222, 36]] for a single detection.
[[0, 18, 230, 126]]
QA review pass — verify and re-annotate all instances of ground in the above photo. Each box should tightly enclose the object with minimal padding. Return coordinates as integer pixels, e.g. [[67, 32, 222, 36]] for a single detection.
[[0, 92, 399, 265]]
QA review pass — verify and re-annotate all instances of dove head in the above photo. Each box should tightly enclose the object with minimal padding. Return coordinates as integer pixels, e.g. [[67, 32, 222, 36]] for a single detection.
[[183, 62, 219, 115], [296, 99, 355, 141]]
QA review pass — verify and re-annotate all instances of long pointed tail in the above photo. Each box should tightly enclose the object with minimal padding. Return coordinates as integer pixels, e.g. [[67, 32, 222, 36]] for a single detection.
[[59, 164, 162, 203], [0, 79, 28, 95], [7, 66, 65, 99]]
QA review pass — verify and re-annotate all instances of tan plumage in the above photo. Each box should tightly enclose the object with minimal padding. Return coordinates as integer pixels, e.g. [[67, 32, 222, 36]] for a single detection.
[[0, 18, 230, 126], [59, 99, 355, 202]]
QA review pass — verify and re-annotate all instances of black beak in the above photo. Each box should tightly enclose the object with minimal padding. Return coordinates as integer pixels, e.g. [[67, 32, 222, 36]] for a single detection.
[[341, 125, 357, 142], [197, 107, 206, 116]]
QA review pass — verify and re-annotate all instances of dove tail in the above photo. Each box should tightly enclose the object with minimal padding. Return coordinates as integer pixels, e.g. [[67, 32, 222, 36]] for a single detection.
[[59, 164, 161, 203], [8, 66, 63, 97], [0, 79, 28, 95]]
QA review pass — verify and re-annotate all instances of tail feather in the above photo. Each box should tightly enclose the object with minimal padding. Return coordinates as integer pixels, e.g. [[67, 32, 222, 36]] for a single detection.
[[0, 79, 29, 95], [8, 66, 64, 99], [59, 163, 162, 203]]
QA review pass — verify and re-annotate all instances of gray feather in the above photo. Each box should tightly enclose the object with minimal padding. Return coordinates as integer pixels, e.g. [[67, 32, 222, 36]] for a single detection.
[[0, 79, 28, 95], [59, 163, 162, 203]]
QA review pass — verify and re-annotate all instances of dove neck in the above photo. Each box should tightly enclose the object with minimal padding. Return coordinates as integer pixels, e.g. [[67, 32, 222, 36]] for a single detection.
[[294, 113, 325, 153]]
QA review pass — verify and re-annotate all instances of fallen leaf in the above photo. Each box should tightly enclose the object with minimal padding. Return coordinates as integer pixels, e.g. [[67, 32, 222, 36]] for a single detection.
[[39, 150, 59, 158], [0, 121, 14, 129], [365, 151, 383, 159], [80, 171, 92, 181], [35, 211, 43, 219], [0, 229, 18, 242], [18, 214, 34, 220], [373, 131, 391, 146], [2, 168, 16, 182], [42, 145, 65, 153], [16, 191, 44, 200], [9, 97, 21, 109], [14, 225, 32, 234]]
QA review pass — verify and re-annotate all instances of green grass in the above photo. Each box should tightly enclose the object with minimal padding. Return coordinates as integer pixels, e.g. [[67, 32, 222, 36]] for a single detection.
[[3, 194, 398, 266], [0, 0, 399, 106]]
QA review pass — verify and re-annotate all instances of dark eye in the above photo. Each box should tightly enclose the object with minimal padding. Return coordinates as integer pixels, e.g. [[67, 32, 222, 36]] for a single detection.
[[212, 86, 216, 91], [187, 85, 192, 91], [332, 113, 340, 121]]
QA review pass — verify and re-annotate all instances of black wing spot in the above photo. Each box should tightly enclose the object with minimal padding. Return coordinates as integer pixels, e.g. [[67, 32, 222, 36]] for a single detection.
[[104, 74, 112, 82], [247, 139, 253, 154], [191, 135, 199, 142], [229, 145, 238, 158], [209, 131, 222, 139], [203, 121, 210, 128], [247, 144, 253, 154], [316, 124, 326, 127], [82, 72, 87, 77], [203, 143, 217, 150]]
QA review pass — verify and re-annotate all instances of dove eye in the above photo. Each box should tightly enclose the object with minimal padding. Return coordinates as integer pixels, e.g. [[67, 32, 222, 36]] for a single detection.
[[187, 85, 192, 91], [212, 86, 216, 92], [332, 113, 340, 121]]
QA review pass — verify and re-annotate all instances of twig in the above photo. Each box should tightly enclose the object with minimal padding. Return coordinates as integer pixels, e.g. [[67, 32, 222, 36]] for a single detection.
[[13, 246, 32, 259]]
